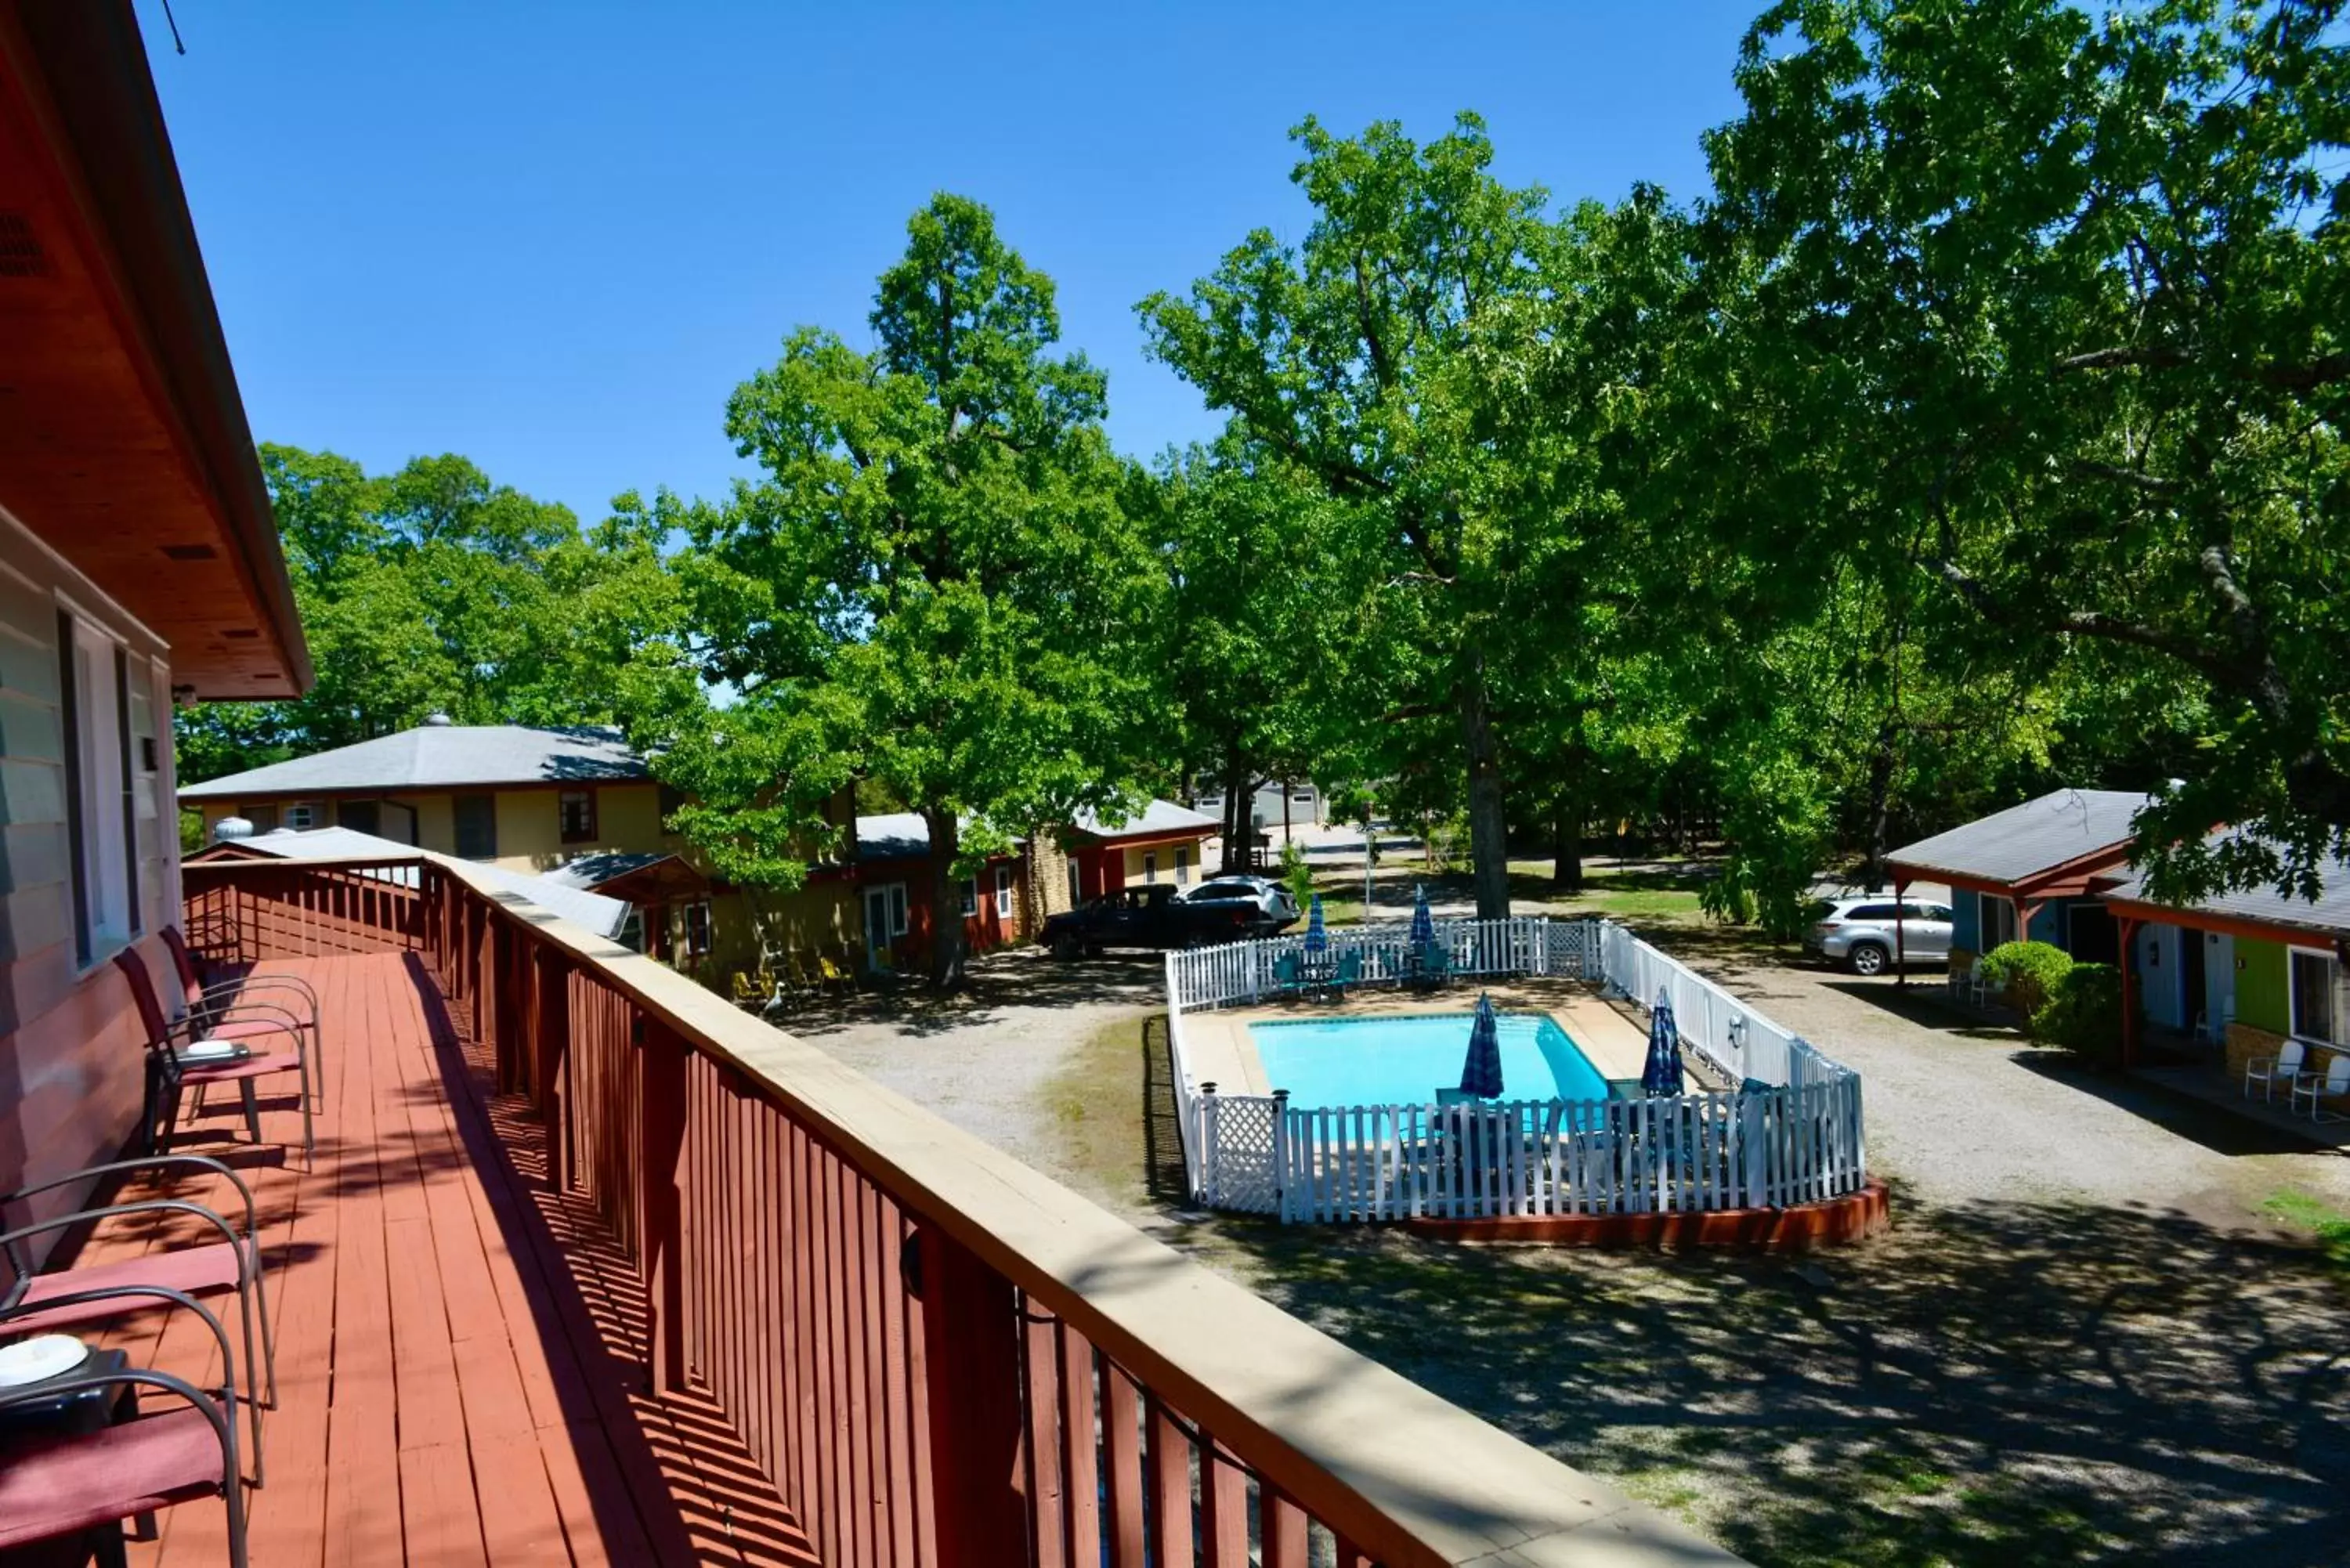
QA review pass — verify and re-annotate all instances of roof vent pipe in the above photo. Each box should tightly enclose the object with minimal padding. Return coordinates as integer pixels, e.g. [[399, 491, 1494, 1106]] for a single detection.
[[212, 815, 254, 842], [424, 711, 454, 726]]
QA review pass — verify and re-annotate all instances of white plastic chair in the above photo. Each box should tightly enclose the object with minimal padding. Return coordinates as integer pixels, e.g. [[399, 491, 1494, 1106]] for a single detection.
[[2245, 1038, 2308, 1102], [2289, 1053, 2350, 1122]]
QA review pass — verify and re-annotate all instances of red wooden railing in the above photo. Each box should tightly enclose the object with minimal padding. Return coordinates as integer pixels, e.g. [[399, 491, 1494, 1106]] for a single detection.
[[186, 851, 1737, 1568], [181, 855, 424, 963]]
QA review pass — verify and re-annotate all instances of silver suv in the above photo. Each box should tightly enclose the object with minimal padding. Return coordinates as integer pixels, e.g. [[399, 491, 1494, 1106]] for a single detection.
[[1177, 875, 1301, 934], [1803, 897, 1954, 976]]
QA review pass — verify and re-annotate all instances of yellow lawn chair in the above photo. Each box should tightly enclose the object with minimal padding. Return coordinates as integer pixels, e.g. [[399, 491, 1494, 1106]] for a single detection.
[[728, 969, 773, 1012]]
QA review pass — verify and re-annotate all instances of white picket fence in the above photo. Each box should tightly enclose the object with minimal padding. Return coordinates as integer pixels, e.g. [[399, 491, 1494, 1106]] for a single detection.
[[1166, 916, 1867, 1223]]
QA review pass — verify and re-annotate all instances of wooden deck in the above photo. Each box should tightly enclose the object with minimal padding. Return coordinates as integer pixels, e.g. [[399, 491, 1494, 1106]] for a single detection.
[[62, 950, 817, 1566]]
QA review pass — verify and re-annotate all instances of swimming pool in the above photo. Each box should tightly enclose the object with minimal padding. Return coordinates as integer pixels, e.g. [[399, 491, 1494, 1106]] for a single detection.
[[1247, 1012, 1612, 1110]]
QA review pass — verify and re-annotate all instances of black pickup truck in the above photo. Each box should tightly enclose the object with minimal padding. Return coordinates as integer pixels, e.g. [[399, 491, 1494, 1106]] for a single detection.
[[1042, 885, 1256, 958]]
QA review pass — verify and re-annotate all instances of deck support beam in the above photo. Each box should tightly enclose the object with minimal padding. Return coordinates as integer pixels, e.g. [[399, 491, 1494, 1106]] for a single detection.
[[2117, 914, 2142, 1068], [640, 1017, 690, 1393], [1893, 873, 1911, 988], [918, 1224, 1029, 1564], [533, 949, 572, 1188]]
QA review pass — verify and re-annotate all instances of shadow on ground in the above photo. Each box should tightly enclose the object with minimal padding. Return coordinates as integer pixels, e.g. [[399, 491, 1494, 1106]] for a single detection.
[[769, 946, 1165, 1038], [1101, 1016, 2350, 1566]]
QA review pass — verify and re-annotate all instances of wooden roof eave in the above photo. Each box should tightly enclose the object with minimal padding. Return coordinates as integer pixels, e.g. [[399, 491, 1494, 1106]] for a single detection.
[[1891, 840, 2138, 903], [2102, 894, 2350, 950], [0, 1, 311, 696]]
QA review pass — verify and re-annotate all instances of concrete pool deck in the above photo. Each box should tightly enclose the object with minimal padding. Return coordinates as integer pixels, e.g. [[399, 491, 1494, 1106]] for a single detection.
[[1179, 980, 1656, 1098]]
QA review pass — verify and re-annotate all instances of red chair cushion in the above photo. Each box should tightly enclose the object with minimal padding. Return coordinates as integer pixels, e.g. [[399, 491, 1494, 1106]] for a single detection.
[[6, 1241, 248, 1335], [0, 1406, 226, 1547], [175, 1050, 303, 1085]]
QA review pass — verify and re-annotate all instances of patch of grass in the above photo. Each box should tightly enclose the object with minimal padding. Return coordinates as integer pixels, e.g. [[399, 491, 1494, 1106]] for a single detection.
[[2264, 1188, 2350, 1282], [1038, 1014, 1159, 1209]]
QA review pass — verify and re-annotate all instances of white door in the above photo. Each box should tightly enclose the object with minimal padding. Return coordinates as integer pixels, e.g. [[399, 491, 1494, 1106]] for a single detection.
[[2204, 932, 2235, 1040]]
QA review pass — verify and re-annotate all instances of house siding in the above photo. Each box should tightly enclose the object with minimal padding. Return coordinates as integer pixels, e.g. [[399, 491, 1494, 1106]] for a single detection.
[[201, 781, 670, 873], [0, 512, 180, 1258], [1115, 835, 1211, 890], [2236, 937, 2289, 1035], [1952, 891, 1982, 953]]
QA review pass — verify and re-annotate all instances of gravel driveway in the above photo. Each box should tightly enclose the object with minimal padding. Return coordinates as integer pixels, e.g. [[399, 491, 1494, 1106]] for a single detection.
[[1663, 934, 2350, 1219]]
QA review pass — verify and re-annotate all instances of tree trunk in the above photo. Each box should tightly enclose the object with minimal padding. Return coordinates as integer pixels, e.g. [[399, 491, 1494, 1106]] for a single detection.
[[1224, 742, 1249, 873], [1458, 657, 1511, 919], [1860, 717, 1896, 890], [1281, 779, 1292, 855], [1551, 791, 1583, 891], [925, 808, 966, 991]]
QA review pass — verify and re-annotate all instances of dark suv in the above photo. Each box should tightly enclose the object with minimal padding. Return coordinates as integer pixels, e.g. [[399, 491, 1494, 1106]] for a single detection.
[[1042, 884, 1257, 958]]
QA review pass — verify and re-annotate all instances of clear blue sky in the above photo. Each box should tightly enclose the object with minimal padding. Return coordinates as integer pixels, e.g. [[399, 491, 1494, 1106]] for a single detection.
[[144, 2, 1759, 526]]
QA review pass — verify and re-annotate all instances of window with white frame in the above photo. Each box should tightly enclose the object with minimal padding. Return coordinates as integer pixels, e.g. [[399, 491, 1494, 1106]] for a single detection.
[[1174, 846, 1191, 886], [58, 611, 139, 964], [287, 801, 316, 831], [1066, 862, 1081, 908], [960, 876, 978, 917], [2288, 947, 2345, 1045], [888, 883, 909, 935], [681, 898, 713, 958], [994, 865, 1014, 918]]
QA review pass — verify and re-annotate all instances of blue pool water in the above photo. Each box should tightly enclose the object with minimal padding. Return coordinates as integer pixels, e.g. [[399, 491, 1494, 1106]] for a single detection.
[[1248, 1013, 1611, 1110]]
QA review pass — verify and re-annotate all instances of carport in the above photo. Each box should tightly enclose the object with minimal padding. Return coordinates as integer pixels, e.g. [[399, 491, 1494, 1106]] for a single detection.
[[1886, 789, 2151, 985]]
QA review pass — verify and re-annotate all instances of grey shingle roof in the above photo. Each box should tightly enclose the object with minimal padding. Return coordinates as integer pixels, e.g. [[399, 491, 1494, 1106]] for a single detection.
[[1072, 800, 1217, 840], [1889, 789, 2151, 887], [850, 799, 1213, 858], [179, 724, 645, 799], [538, 851, 670, 891], [213, 827, 631, 939], [2105, 837, 2350, 939]]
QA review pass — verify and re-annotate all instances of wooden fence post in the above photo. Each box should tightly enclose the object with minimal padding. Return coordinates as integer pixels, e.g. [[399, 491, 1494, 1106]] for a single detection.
[[639, 1016, 690, 1392], [916, 1223, 1030, 1565]]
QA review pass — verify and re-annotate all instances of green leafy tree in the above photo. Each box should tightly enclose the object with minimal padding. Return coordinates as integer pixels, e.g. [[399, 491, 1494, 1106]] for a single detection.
[[634, 196, 1161, 988], [1147, 441, 1356, 869], [1143, 116, 1687, 919], [174, 444, 646, 782], [1699, 0, 2350, 903]]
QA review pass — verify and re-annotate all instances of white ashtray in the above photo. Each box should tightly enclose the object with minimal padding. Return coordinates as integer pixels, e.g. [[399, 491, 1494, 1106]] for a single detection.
[[179, 1040, 245, 1062], [0, 1334, 89, 1388]]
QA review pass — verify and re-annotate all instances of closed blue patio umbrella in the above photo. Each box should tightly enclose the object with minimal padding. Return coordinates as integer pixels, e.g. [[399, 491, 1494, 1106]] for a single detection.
[[1304, 893, 1328, 954], [1458, 993, 1504, 1099], [1409, 884, 1434, 948], [1641, 987, 1685, 1098]]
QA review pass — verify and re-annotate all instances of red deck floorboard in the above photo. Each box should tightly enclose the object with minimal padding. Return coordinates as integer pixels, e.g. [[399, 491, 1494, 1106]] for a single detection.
[[38, 950, 814, 1567]]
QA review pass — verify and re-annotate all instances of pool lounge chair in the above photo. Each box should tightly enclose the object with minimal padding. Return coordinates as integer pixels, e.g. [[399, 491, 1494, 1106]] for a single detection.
[[1413, 941, 1455, 988], [1332, 949, 1364, 992]]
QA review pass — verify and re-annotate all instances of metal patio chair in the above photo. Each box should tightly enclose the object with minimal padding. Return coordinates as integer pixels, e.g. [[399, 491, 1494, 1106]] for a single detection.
[[3, 1155, 275, 1482], [0, 1284, 250, 1567], [114, 953, 314, 1160]]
